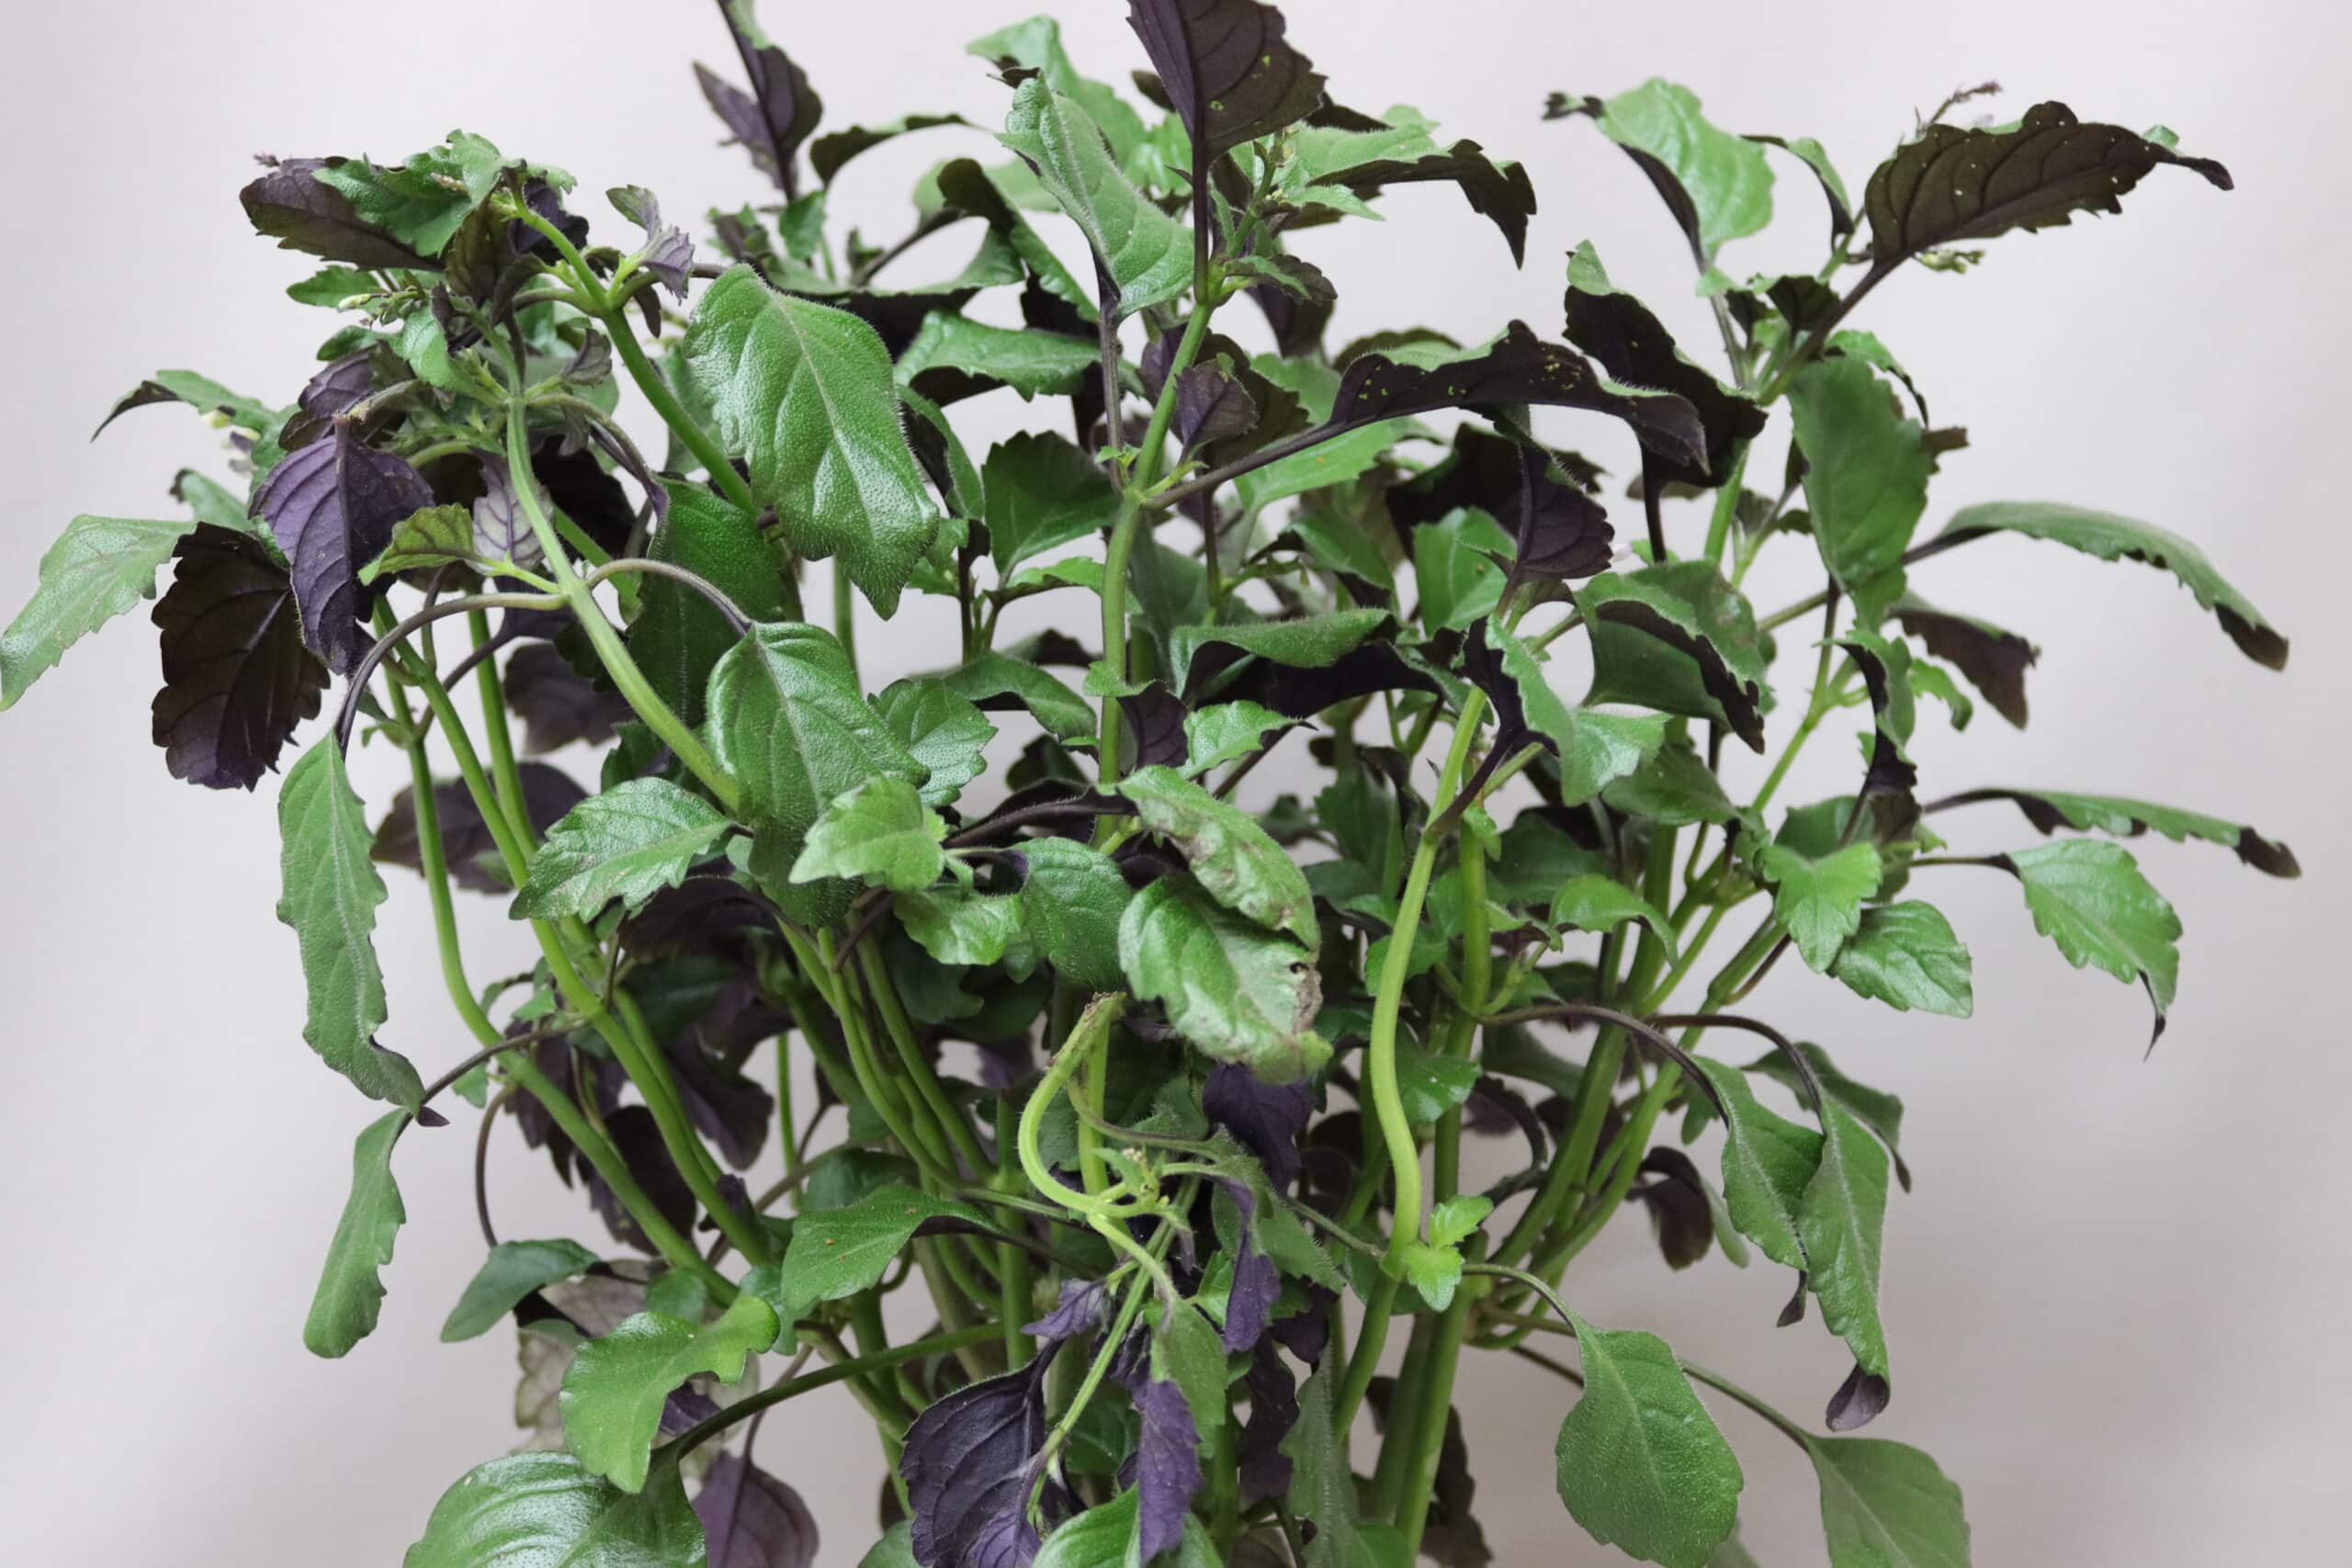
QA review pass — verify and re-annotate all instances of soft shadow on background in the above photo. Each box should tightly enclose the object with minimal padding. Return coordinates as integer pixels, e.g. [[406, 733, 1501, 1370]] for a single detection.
[[3, 1, 2346, 1562]]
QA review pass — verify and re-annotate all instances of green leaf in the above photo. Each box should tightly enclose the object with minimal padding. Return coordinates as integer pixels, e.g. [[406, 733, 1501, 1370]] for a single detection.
[[1284, 1341, 1409, 1568], [1493, 627, 1668, 806], [747, 1185, 982, 1333], [1692, 1060, 1818, 1272], [1805, 1435, 1973, 1568], [1036, 1490, 1219, 1568], [968, 17, 1147, 163], [441, 1238, 605, 1342], [560, 1293, 777, 1492], [981, 430, 1117, 574], [1554, 1316, 1744, 1568], [1790, 358, 1932, 591], [857, 1524, 919, 1568], [896, 310, 1100, 401], [1120, 765, 1318, 945], [1167, 608, 1395, 693], [876, 678, 996, 808], [1592, 81, 1774, 257], [1551, 874, 1677, 958], [288, 265, 375, 307], [1150, 1297, 1230, 1444], [679, 265, 940, 616], [0, 514, 195, 709], [1747, 1041, 1911, 1190], [1183, 700, 1290, 776], [999, 78, 1191, 316], [935, 651, 1095, 742], [1118, 878, 1330, 1081], [791, 776, 946, 892], [1017, 838, 1132, 989], [359, 503, 477, 583], [899, 882, 1031, 968], [514, 779, 733, 919], [1931, 500, 2281, 667], [1395, 1044, 1481, 1127], [1582, 562, 1770, 750], [1412, 508, 1512, 632], [1602, 740, 1741, 828], [1428, 1194, 1493, 1249], [304, 1111, 410, 1358], [1800, 1105, 1893, 1381], [1396, 1240, 1465, 1311], [1945, 785, 2296, 877], [277, 739, 424, 1109], [705, 622, 926, 895], [403, 1450, 707, 1568], [312, 133, 508, 255], [1831, 902, 1973, 1017], [2007, 840, 2180, 1035], [632, 484, 791, 727], [1236, 417, 1419, 513], [1758, 841, 1883, 972]]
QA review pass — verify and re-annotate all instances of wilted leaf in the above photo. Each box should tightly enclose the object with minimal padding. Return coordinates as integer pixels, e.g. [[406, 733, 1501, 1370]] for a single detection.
[[304, 1111, 410, 1358], [1120, 877, 1330, 1080]]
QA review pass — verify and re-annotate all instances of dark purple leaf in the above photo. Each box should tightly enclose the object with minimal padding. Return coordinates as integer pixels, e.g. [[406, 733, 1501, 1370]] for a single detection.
[[1386, 422, 1603, 535], [1250, 275, 1333, 358], [1308, 142, 1536, 265], [1132, 1377, 1205, 1562], [240, 155, 428, 271], [696, 1, 824, 198], [589, 1105, 699, 1256], [1628, 1145, 1713, 1269], [1023, 1280, 1109, 1347], [250, 427, 435, 672], [1173, 362, 1259, 457], [665, 1031, 775, 1171], [1213, 1179, 1279, 1354], [148, 526, 327, 791], [1889, 596, 2038, 728], [697, 1454, 820, 1568], [531, 436, 639, 558], [509, 178, 590, 262], [1119, 682, 1189, 773], [503, 643, 633, 754], [371, 761, 585, 895], [901, 1358, 1069, 1568], [1496, 438, 1613, 590], [1563, 247, 1766, 488], [509, 1032, 628, 1188], [1202, 1065, 1312, 1190], [1860, 103, 2230, 283], [1826, 1363, 1892, 1432], [1236, 1339, 1297, 1506], [1125, 0, 1326, 162], [1328, 321, 1704, 468], [278, 352, 380, 453]]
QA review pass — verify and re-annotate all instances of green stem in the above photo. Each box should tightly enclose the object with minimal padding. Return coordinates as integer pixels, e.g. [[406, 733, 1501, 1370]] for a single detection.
[[1368, 689, 1487, 1269], [675, 1323, 1001, 1454], [1017, 995, 1133, 1221], [1332, 1272, 1398, 1440], [500, 410, 743, 814], [1096, 292, 1220, 786], [1700, 445, 1751, 568], [384, 665, 726, 1295], [1395, 1240, 1481, 1557], [858, 943, 989, 1176], [465, 610, 537, 852]]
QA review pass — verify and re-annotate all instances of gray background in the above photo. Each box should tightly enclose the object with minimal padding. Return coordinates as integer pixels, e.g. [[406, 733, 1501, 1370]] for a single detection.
[[3, 0, 2346, 1562]]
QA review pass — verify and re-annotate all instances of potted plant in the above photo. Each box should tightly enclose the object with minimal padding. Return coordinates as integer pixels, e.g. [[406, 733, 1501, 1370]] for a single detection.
[[0, 1, 2292, 1563]]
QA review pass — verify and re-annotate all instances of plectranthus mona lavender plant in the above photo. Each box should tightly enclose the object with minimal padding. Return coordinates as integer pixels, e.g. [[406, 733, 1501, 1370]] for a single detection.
[[0, 2, 2292, 1564]]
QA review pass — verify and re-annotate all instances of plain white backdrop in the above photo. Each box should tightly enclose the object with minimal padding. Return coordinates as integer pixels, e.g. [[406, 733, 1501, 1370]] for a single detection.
[[3, 1, 2346, 1562]]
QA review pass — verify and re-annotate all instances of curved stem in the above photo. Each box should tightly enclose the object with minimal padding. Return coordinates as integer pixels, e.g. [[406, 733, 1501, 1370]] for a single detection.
[[1367, 688, 1488, 1269], [580, 558, 752, 631], [335, 592, 562, 750]]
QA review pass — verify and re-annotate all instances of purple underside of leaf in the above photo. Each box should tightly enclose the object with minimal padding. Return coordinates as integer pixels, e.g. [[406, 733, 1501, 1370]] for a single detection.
[[1133, 1377, 1205, 1562], [1203, 1065, 1313, 1190], [695, 1453, 820, 1568], [1023, 1279, 1109, 1346], [149, 525, 327, 790], [240, 156, 427, 270], [252, 428, 435, 672], [1238, 1339, 1299, 1506], [901, 1356, 1069, 1568], [1126, 0, 1328, 161]]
